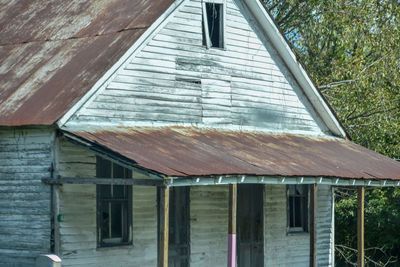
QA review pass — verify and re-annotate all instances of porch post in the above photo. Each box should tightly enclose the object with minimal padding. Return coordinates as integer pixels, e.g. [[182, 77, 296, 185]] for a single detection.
[[228, 183, 237, 267], [158, 186, 170, 267], [357, 186, 365, 267], [310, 184, 317, 267]]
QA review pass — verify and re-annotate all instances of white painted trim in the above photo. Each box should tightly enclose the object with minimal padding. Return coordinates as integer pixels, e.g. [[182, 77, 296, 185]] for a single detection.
[[202, 2, 212, 48], [331, 186, 335, 267], [202, 0, 226, 49], [61, 120, 336, 138], [204, 0, 225, 4], [57, 0, 185, 127], [166, 175, 400, 187], [242, 0, 346, 138], [222, 0, 227, 50]]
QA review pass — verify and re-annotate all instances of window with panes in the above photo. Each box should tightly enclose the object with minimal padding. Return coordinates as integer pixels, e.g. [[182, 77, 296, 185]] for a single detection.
[[96, 156, 132, 247], [287, 184, 309, 232]]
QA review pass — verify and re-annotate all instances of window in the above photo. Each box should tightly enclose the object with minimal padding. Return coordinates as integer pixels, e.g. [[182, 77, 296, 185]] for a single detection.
[[287, 184, 308, 232], [202, 2, 225, 48], [96, 157, 132, 247]]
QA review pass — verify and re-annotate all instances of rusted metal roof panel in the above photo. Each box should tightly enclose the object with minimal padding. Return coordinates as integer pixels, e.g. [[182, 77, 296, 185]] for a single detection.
[[0, 0, 174, 126], [67, 127, 400, 179]]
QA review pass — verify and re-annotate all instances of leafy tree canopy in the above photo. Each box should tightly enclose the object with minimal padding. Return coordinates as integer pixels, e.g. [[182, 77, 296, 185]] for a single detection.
[[264, 0, 400, 265]]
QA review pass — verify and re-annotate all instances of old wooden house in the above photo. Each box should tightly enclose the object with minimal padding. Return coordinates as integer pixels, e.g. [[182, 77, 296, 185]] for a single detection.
[[1, 0, 400, 266]]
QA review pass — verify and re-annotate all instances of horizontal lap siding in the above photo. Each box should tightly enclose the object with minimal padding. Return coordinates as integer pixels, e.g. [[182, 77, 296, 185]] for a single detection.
[[264, 185, 334, 266], [0, 129, 53, 266], [316, 185, 334, 266], [71, 0, 325, 135], [57, 138, 158, 267], [190, 185, 228, 267], [264, 185, 309, 266]]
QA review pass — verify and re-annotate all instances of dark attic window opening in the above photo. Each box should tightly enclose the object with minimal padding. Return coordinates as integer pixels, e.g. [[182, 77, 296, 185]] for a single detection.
[[202, 3, 224, 49]]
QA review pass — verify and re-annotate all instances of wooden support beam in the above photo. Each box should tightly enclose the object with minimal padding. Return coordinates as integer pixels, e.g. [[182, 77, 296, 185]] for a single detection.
[[357, 186, 365, 267], [227, 183, 237, 267], [158, 186, 170, 267], [310, 184, 317, 267], [42, 177, 163, 186]]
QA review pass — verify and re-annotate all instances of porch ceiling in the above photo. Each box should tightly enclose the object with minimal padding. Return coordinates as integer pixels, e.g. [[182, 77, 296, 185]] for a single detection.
[[64, 127, 400, 180]]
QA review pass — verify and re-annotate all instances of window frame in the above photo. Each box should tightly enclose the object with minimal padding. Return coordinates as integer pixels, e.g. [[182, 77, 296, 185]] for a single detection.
[[286, 184, 309, 233], [202, 0, 226, 49], [96, 157, 133, 248]]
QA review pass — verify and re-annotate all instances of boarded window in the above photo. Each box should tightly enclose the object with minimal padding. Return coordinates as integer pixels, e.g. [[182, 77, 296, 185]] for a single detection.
[[202, 2, 224, 48], [96, 157, 132, 247], [287, 184, 308, 232]]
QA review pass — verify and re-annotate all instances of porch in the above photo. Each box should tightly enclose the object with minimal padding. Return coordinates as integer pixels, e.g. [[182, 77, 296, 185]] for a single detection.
[[43, 127, 400, 266]]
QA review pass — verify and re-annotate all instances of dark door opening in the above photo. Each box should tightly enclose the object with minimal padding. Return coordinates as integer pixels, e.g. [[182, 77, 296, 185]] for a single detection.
[[237, 184, 264, 267], [158, 187, 190, 267]]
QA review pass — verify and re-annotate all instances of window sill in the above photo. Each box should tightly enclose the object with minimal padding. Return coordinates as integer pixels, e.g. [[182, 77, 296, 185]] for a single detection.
[[287, 230, 309, 236], [96, 244, 134, 251]]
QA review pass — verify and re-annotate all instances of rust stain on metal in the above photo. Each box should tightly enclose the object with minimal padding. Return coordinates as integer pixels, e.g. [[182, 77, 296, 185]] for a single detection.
[[68, 127, 400, 179], [0, 0, 174, 126]]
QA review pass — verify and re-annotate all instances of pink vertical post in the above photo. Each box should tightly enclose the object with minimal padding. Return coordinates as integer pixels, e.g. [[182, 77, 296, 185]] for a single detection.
[[228, 234, 237, 267], [228, 184, 237, 267]]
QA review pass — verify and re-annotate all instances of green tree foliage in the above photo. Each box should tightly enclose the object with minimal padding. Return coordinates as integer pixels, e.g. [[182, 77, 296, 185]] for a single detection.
[[264, 0, 400, 265]]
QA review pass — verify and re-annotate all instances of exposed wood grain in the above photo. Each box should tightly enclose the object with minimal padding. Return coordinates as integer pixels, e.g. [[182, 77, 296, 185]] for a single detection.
[[158, 186, 170, 267], [0, 129, 53, 266], [68, 0, 324, 135], [228, 184, 237, 267]]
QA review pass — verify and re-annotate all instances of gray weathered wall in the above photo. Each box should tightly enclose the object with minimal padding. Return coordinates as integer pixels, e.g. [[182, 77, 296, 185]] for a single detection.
[[55, 139, 335, 266], [0, 128, 54, 266], [316, 185, 334, 266], [190, 185, 228, 266], [67, 0, 328, 136], [56, 138, 158, 267], [264, 184, 334, 266]]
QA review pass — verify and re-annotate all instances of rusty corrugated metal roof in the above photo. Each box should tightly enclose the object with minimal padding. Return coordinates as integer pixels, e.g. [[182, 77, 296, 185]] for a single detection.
[[66, 127, 400, 179], [0, 0, 174, 126]]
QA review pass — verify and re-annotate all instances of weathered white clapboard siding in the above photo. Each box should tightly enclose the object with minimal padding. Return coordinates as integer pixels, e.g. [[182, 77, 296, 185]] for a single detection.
[[57, 138, 158, 267], [264, 184, 334, 267], [316, 185, 334, 266], [190, 185, 228, 267], [68, 0, 327, 135], [0, 129, 54, 266], [264, 185, 310, 266]]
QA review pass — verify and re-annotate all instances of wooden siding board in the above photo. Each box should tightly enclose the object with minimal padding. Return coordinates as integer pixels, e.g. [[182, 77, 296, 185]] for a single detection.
[[57, 138, 158, 267], [190, 185, 228, 267], [0, 129, 53, 266], [264, 185, 334, 266], [316, 185, 334, 266], [264, 185, 310, 266], [67, 0, 326, 135]]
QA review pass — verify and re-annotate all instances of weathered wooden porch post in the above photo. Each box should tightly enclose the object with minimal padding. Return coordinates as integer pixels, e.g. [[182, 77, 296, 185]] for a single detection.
[[310, 184, 317, 267], [228, 183, 237, 267], [158, 186, 170, 267], [357, 186, 365, 267]]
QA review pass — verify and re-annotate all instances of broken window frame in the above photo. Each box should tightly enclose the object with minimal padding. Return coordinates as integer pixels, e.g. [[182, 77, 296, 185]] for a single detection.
[[287, 184, 309, 233], [202, 0, 226, 49], [96, 156, 133, 247]]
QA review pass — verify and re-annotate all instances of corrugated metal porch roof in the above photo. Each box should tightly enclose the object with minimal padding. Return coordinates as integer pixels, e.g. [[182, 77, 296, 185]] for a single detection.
[[0, 0, 174, 126], [65, 127, 400, 180]]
